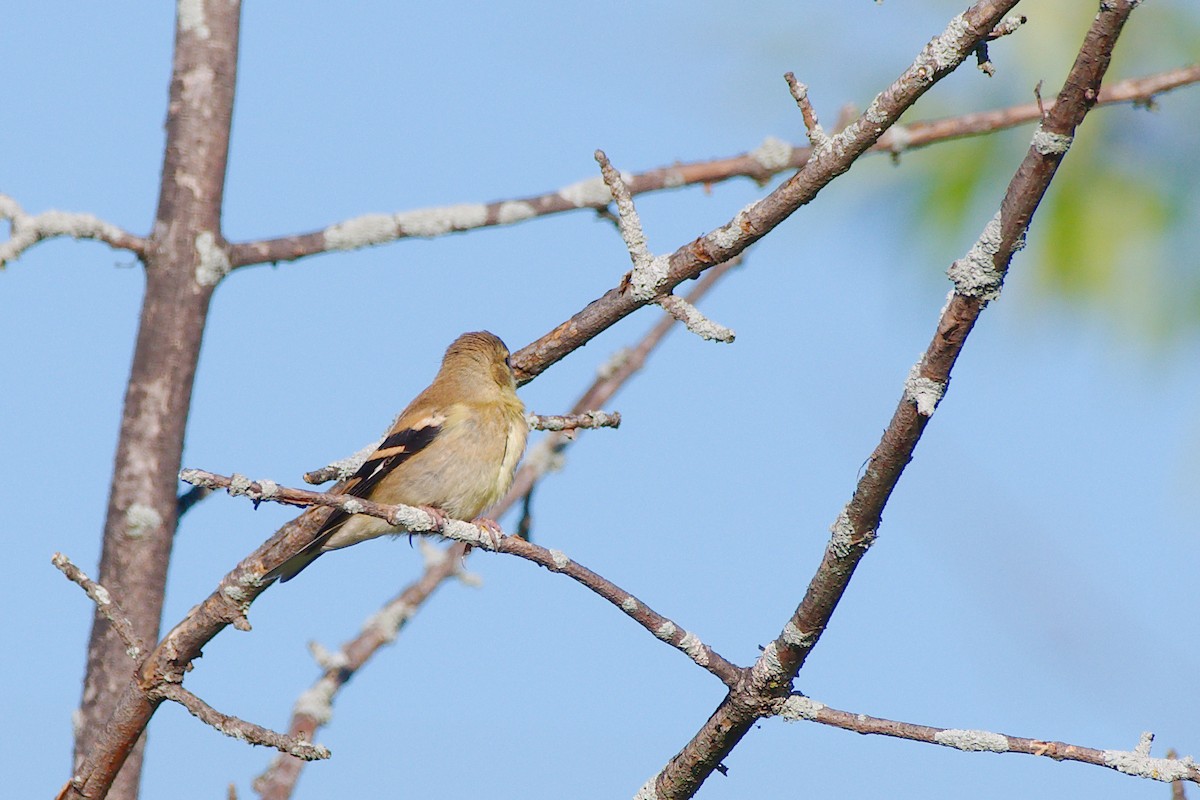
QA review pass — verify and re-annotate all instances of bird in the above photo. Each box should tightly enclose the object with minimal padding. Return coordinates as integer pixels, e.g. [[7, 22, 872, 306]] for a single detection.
[[266, 331, 527, 583]]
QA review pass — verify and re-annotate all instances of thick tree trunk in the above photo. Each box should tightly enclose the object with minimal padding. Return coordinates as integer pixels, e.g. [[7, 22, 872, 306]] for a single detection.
[[73, 4, 240, 798]]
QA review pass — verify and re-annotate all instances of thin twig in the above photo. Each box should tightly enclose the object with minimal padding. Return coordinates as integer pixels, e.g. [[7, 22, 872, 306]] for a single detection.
[[596, 149, 734, 341], [302, 439, 384, 485], [157, 683, 330, 761], [0, 196, 146, 267], [528, 411, 622, 432], [655, 294, 736, 343], [51, 553, 146, 660], [778, 696, 1200, 785], [595, 150, 653, 269], [784, 72, 828, 147]]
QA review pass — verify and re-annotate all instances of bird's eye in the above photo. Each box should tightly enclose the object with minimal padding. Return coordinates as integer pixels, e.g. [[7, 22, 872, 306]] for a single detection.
[[505, 356, 512, 368]]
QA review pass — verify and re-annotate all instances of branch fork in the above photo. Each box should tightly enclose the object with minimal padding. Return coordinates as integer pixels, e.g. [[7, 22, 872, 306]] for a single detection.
[[50, 553, 329, 766], [596, 149, 736, 343]]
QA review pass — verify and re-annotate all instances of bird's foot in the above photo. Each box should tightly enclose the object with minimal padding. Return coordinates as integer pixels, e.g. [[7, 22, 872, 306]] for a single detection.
[[409, 506, 449, 546], [471, 516, 504, 550], [421, 505, 449, 530]]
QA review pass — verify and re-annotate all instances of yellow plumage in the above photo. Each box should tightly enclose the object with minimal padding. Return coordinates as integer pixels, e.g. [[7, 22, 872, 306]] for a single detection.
[[267, 331, 526, 583]]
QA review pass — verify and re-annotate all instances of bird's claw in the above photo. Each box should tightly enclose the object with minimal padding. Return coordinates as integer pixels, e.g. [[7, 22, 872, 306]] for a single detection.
[[471, 517, 504, 550], [421, 506, 449, 530], [410, 506, 449, 546]]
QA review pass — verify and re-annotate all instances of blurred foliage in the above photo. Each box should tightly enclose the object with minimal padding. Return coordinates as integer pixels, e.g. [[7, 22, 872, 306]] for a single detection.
[[903, 2, 1200, 343]]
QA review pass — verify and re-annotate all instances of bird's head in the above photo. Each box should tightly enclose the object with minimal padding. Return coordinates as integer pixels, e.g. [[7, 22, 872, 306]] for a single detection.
[[440, 330, 517, 396]]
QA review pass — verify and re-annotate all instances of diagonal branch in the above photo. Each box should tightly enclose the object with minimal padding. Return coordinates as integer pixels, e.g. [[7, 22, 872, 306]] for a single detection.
[[179, 468, 741, 685], [52, 554, 146, 661], [509, 1, 1024, 388], [157, 684, 329, 762], [638, 2, 1142, 797]]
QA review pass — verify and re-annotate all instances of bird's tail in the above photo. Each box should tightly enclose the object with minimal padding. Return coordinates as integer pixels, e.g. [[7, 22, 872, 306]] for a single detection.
[[264, 505, 355, 584], [264, 547, 324, 583]]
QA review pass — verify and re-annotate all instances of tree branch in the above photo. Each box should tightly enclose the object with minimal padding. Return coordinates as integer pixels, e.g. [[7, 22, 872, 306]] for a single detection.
[[52, 554, 146, 661], [179, 468, 741, 685], [219, 65, 1200, 270], [300, 410, 619, 486], [777, 696, 1200, 785], [157, 684, 329, 762], [64, 234, 739, 800], [638, 3, 1142, 797], [527, 411, 621, 433], [509, 1, 1025, 388], [69, 3, 242, 797], [9, 65, 1193, 276], [0, 195, 146, 267]]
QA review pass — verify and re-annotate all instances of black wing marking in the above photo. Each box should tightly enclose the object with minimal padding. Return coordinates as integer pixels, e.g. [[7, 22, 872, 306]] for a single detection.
[[267, 417, 445, 583], [315, 419, 443, 537]]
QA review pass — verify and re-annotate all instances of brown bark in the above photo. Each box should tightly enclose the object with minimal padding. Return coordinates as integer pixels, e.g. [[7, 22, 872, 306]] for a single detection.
[[644, 1, 1140, 796], [72, 3, 240, 799]]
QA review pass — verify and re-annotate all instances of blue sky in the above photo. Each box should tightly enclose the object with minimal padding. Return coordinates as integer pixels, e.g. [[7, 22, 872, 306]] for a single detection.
[[3, 3, 1198, 799]]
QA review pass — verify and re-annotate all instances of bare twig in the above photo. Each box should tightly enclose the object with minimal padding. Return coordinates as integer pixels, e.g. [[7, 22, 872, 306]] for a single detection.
[[157, 683, 329, 761], [0, 195, 146, 267], [302, 439, 384, 485], [778, 696, 1200, 786], [986, 14, 1027, 40], [972, 16, 1028, 79], [51, 553, 146, 660], [596, 149, 654, 271], [655, 294, 736, 343], [784, 73, 829, 147], [527, 411, 621, 432], [596, 149, 735, 342]]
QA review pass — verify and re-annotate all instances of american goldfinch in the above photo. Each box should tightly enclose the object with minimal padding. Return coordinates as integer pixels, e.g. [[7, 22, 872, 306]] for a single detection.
[[267, 331, 527, 583]]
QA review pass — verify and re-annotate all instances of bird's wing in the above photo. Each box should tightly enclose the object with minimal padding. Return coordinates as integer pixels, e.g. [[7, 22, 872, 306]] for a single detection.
[[318, 412, 446, 535], [265, 412, 445, 583]]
